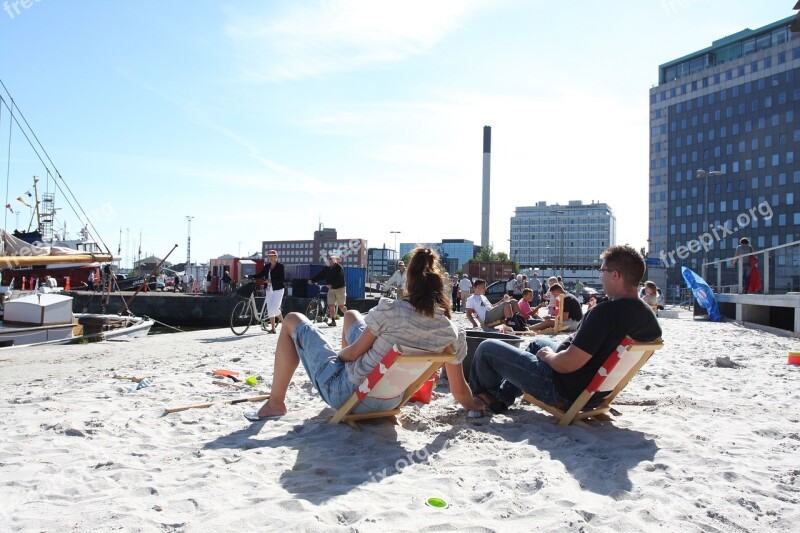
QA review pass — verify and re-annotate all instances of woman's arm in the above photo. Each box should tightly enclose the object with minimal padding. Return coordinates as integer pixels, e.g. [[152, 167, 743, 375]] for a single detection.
[[444, 362, 485, 412], [337, 327, 378, 362]]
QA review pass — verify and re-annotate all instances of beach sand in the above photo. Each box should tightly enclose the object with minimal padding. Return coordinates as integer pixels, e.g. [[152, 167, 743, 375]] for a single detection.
[[0, 310, 798, 531]]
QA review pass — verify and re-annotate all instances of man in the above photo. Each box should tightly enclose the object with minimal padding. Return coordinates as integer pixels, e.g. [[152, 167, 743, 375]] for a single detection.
[[518, 288, 546, 325], [574, 279, 584, 303], [309, 254, 347, 326], [505, 275, 517, 297], [385, 260, 407, 299], [457, 274, 473, 312], [465, 278, 521, 328], [528, 283, 582, 332], [469, 245, 662, 413], [530, 272, 542, 306]]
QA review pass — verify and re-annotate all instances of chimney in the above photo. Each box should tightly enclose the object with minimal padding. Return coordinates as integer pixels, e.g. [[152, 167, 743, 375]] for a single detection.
[[481, 126, 491, 248]]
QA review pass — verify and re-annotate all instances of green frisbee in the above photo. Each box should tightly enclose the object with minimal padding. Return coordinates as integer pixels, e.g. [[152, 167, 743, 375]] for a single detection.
[[425, 497, 448, 509]]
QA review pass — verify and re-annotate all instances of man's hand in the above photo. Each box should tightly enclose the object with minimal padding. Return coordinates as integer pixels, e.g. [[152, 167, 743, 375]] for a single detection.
[[536, 346, 555, 362], [307, 280, 313, 285]]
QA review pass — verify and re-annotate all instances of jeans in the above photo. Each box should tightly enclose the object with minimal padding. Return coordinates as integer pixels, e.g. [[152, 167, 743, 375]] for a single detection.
[[293, 320, 402, 414], [741, 264, 752, 294], [469, 339, 568, 408]]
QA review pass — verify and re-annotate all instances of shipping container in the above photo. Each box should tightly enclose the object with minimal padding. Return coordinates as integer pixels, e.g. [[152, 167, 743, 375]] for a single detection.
[[284, 264, 365, 299]]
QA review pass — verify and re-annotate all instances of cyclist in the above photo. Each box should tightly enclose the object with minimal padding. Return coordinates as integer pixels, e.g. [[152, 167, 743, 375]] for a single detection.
[[250, 249, 285, 334], [385, 260, 407, 299], [308, 253, 347, 327]]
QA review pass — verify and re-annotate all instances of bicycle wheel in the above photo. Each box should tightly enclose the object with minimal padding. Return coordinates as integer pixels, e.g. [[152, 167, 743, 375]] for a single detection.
[[230, 300, 253, 335], [306, 298, 320, 322]]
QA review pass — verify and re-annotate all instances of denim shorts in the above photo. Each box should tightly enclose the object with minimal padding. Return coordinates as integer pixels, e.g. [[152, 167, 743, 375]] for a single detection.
[[292, 320, 403, 414]]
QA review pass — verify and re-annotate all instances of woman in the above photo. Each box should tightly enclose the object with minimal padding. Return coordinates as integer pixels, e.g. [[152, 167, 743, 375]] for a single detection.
[[247, 246, 484, 420], [252, 249, 285, 333], [641, 280, 659, 314]]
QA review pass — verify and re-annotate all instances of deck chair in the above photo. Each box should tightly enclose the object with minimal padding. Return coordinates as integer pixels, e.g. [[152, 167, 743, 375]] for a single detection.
[[522, 336, 664, 427], [532, 294, 566, 335], [329, 343, 456, 429]]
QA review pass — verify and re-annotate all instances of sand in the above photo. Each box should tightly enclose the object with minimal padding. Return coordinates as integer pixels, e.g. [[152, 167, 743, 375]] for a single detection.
[[0, 311, 798, 532]]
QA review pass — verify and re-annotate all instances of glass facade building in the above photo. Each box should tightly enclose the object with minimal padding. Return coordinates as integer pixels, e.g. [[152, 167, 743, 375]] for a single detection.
[[649, 16, 800, 293], [509, 201, 615, 272], [399, 239, 478, 274], [367, 247, 398, 280]]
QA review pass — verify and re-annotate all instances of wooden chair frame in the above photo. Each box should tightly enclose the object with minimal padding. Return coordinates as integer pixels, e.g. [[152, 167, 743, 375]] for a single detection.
[[532, 293, 566, 335], [329, 344, 456, 429], [523, 336, 664, 427]]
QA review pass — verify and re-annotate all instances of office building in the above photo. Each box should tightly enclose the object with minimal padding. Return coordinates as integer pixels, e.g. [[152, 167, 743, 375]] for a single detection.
[[649, 15, 800, 293], [510, 201, 615, 281], [262, 227, 367, 267], [367, 247, 398, 280], [399, 239, 478, 274]]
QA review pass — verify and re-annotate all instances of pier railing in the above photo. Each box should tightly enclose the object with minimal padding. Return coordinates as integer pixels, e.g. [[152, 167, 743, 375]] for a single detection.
[[701, 239, 800, 295]]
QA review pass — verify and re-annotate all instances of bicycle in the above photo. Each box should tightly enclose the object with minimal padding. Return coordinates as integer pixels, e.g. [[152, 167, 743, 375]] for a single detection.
[[305, 284, 331, 323], [230, 282, 271, 335]]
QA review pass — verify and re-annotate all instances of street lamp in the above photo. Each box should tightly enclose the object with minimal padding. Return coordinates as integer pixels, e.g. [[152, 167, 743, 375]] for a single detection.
[[696, 169, 724, 278], [390, 231, 401, 261], [186, 215, 194, 266]]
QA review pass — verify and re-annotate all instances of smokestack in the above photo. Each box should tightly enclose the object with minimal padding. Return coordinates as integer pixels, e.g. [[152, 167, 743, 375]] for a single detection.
[[481, 125, 491, 248]]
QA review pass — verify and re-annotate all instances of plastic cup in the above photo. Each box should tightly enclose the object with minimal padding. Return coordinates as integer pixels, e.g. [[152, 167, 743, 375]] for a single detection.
[[245, 376, 258, 386], [788, 352, 800, 365]]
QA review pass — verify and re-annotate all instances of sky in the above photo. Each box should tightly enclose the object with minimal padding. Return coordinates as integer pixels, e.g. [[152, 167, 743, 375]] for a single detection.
[[0, 0, 793, 268]]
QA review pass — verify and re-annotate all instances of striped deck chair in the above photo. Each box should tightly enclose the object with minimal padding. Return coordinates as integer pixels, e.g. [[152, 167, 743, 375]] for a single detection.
[[329, 343, 456, 429], [523, 336, 664, 427]]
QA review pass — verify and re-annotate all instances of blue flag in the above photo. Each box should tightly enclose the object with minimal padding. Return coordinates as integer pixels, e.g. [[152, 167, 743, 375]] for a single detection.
[[681, 266, 721, 322]]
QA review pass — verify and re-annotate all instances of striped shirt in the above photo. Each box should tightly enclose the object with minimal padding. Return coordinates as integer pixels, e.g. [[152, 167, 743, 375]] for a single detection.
[[346, 298, 467, 385]]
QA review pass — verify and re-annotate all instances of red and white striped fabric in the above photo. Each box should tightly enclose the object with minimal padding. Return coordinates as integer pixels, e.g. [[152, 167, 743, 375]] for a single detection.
[[586, 337, 636, 394]]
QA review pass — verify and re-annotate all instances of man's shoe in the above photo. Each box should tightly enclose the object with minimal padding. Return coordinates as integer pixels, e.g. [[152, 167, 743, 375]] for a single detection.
[[328, 319, 337, 327]]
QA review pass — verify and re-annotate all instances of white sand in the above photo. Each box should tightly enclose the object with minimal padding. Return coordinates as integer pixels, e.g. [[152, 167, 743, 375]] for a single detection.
[[1, 311, 799, 531]]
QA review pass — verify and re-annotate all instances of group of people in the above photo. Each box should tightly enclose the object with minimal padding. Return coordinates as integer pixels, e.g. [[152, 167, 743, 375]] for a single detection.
[[248, 244, 662, 424]]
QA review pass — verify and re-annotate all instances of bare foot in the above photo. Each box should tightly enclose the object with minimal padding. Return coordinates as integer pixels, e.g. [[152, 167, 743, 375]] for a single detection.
[[256, 399, 288, 418]]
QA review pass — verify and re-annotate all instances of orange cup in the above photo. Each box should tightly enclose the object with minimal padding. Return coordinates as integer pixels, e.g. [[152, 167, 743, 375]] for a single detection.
[[789, 352, 800, 365]]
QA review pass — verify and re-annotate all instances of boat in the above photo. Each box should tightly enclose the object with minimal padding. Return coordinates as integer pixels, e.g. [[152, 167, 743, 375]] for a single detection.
[[0, 290, 154, 347], [0, 177, 113, 289], [0, 292, 75, 346], [74, 313, 154, 341], [0, 80, 153, 344]]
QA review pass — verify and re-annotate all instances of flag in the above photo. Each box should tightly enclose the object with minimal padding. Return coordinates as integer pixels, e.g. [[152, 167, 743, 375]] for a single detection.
[[681, 266, 721, 322], [16, 196, 31, 207], [5, 203, 12, 213], [25, 191, 32, 197]]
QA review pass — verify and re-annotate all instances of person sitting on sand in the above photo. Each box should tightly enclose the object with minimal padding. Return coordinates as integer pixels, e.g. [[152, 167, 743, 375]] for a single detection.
[[641, 280, 659, 314], [247, 245, 485, 421], [518, 288, 546, 325], [528, 283, 582, 332], [468, 245, 662, 414], [465, 279, 521, 329]]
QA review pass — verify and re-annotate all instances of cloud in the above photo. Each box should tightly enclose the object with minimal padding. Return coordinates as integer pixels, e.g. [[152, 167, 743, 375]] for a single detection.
[[223, 0, 489, 82]]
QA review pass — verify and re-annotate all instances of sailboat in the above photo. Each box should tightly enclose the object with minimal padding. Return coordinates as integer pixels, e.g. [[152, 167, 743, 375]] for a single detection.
[[0, 77, 113, 288], [0, 80, 152, 346]]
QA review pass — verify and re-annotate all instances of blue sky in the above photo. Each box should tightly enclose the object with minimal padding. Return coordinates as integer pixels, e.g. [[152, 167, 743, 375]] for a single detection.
[[0, 1, 792, 268]]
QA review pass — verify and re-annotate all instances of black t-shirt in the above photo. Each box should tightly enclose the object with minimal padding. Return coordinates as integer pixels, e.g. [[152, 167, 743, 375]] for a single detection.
[[562, 293, 583, 321], [553, 297, 662, 402], [311, 263, 345, 289]]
